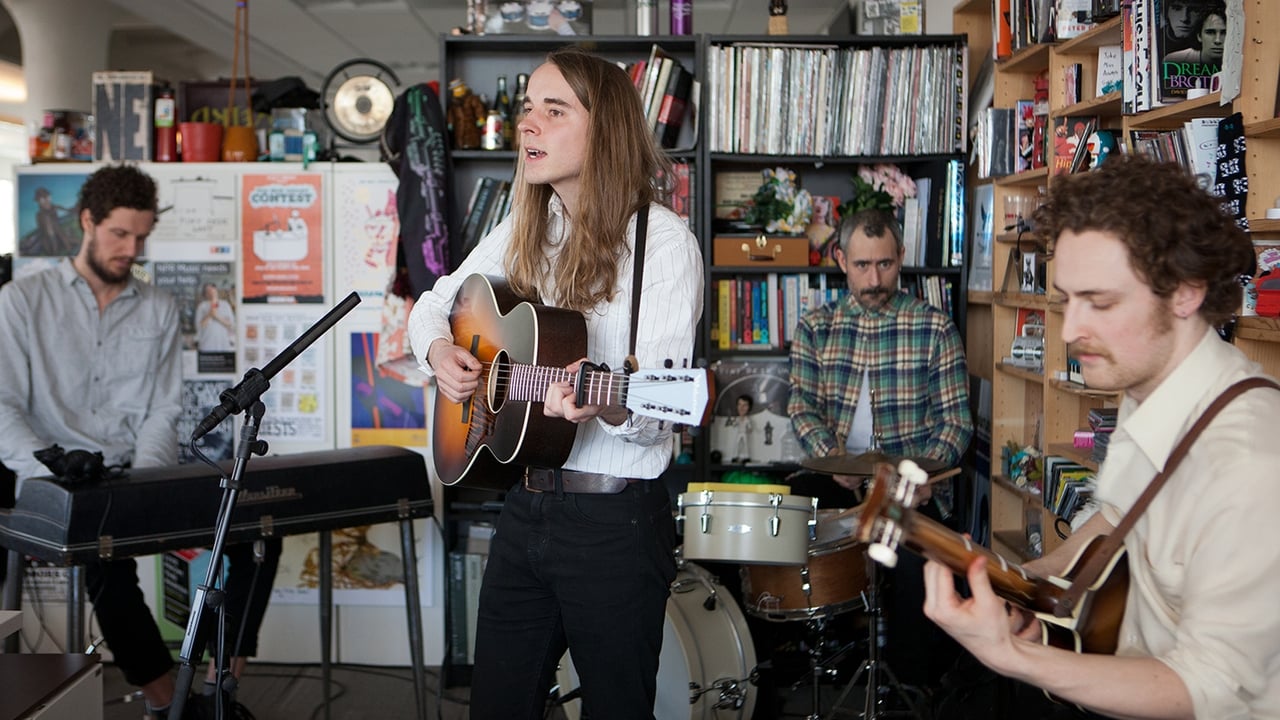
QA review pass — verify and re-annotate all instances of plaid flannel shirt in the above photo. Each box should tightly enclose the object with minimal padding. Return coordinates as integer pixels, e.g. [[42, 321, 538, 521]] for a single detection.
[[788, 291, 972, 467]]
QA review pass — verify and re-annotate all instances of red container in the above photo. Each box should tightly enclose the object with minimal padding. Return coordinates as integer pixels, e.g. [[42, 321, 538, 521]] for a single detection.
[[178, 121, 223, 162]]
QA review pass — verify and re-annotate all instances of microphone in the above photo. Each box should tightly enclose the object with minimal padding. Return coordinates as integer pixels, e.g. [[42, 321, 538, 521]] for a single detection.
[[192, 292, 361, 441]]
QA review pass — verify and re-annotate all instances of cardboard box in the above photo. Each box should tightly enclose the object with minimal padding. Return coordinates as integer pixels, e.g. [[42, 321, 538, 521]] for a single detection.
[[92, 70, 154, 161], [713, 234, 810, 267]]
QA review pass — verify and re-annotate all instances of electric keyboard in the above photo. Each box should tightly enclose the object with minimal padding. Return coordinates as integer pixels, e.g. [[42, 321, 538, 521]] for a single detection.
[[0, 445, 432, 564]]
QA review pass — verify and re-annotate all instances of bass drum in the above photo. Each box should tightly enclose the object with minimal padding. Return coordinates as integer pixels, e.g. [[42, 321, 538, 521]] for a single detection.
[[556, 562, 757, 719]]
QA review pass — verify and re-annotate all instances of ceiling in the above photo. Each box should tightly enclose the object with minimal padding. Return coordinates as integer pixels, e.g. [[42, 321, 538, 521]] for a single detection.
[[0, 0, 868, 93]]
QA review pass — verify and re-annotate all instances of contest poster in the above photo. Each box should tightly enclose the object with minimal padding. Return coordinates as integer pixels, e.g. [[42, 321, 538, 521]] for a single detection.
[[333, 168, 400, 307], [349, 332, 428, 448], [240, 173, 325, 303]]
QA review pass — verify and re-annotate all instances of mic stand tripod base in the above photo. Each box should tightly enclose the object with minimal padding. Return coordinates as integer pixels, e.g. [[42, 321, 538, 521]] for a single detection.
[[828, 557, 927, 720]]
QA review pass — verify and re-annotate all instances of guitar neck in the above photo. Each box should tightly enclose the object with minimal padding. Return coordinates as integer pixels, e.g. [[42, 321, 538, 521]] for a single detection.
[[504, 364, 627, 407], [900, 511, 1064, 614]]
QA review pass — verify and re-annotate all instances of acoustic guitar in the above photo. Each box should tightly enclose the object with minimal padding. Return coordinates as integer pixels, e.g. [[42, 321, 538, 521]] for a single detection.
[[853, 461, 1129, 655], [432, 273, 712, 490]]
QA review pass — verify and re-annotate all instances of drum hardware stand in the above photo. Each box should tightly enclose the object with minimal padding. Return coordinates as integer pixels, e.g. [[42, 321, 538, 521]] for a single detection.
[[828, 557, 926, 720], [787, 614, 861, 720]]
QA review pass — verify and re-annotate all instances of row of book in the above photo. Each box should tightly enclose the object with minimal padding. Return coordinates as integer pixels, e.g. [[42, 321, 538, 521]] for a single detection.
[[1087, 407, 1118, 465], [1125, 0, 1236, 112], [626, 45, 697, 150], [994, 0, 1097, 59], [456, 161, 694, 260], [712, 274, 846, 351], [1043, 455, 1096, 520], [704, 42, 966, 157], [1130, 117, 1220, 185], [445, 521, 493, 666], [710, 271, 957, 352]]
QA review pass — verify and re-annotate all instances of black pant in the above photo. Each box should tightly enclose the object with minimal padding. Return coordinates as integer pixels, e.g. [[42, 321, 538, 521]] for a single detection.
[[469, 480, 676, 720], [86, 538, 282, 687]]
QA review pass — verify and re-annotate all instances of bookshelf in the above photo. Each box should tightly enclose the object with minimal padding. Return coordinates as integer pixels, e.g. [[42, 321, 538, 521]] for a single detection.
[[972, 0, 1280, 564]]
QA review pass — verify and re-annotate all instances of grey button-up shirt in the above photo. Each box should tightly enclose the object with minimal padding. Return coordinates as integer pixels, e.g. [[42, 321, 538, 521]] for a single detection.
[[0, 259, 182, 489]]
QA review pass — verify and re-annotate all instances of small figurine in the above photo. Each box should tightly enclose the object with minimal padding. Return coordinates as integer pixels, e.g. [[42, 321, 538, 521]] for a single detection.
[[446, 79, 487, 150], [768, 0, 788, 34]]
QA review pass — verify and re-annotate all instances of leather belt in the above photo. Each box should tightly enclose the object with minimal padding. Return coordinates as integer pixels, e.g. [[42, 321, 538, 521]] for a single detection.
[[524, 468, 643, 494]]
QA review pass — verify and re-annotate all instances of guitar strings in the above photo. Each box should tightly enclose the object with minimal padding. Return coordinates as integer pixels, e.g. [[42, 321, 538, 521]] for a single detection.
[[459, 359, 700, 409]]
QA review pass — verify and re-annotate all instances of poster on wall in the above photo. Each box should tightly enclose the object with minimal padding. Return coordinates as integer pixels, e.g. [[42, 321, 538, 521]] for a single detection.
[[708, 359, 804, 466], [348, 331, 428, 448], [241, 305, 332, 447], [153, 261, 238, 375], [332, 168, 400, 307], [240, 172, 325, 303], [178, 379, 235, 462], [15, 171, 88, 259], [147, 167, 238, 259], [269, 521, 434, 608]]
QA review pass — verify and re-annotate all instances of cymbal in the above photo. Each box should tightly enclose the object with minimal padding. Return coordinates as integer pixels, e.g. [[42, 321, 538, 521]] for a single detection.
[[800, 451, 948, 477]]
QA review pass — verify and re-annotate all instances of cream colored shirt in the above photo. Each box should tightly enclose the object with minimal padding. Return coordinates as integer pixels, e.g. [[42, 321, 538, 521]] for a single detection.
[[1095, 329, 1280, 719]]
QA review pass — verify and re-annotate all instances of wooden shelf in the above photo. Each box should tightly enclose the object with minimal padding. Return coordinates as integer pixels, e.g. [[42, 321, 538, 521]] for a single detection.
[[1048, 378, 1122, 400], [1127, 93, 1232, 129], [998, 43, 1054, 74], [1236, 316, 1280, 343], [993, 292, 1050, 309], [968, 290, 995, 305], [1056, 91, 1123, 118], [1046, 442, 1099, 471], [1054, 15, 1124, 54], [993, 474, 1044, 506], [994, 166, 1049, 187], [1246, 117, 1280, 139], [1248, 219, 1280, 235], [952, 0, 987, 15], [995, 231, 1046, 246], [996, 361, 1046, 384]]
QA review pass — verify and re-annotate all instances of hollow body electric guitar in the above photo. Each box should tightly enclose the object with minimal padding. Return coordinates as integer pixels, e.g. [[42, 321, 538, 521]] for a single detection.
[[432, 273, 712, 490], [854, 461, 1129, 656]]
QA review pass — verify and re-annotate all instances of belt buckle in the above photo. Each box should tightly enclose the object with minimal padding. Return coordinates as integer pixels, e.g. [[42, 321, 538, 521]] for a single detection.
[[523, 468, 543, 493]]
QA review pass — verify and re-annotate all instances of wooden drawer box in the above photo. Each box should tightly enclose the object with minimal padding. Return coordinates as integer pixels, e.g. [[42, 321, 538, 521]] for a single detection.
[[712, 234, 810, 267]]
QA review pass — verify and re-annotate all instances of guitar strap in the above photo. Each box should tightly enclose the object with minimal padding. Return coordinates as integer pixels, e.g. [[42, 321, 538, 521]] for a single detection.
[[623, 204, 649, 374], [1053, 376, 1280, 619]]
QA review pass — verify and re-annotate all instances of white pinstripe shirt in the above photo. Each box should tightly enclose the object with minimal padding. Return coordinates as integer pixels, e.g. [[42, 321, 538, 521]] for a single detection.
[[409, 196, 703, 479]]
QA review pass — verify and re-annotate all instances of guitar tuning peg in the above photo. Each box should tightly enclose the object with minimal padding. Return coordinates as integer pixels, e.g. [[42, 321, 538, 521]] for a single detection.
[[868, 543, 898, 568], [897, 459, 928, 486], [664, 358, 674, 368]]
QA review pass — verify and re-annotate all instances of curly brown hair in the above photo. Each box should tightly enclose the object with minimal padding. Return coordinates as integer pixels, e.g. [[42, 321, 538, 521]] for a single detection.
[[1032, 154, 1253, 326], [505, 46, 673, 312], [77, 164, 159, 226]]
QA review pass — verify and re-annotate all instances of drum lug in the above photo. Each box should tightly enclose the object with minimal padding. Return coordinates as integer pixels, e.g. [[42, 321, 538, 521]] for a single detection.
[[769, 513, 780, 537], [807, 496, 819, 541], [700, 510, 711, 534], [800, 565, 812, 598]]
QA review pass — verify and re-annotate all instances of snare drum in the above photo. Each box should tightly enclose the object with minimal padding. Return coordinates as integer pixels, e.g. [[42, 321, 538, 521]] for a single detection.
[[677, 483, 817, 565], [556, 562, 757, 719], [741, 508, 869, 621]]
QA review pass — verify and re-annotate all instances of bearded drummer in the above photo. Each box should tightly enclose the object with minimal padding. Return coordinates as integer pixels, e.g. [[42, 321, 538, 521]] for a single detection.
[[787, 208, 974, 698]]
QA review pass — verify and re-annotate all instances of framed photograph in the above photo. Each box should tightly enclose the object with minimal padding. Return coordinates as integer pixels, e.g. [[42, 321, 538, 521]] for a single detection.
[[472, 0, 593, 35]]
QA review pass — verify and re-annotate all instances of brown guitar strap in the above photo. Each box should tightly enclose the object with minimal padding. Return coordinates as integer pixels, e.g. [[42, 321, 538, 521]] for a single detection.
[[1053, 376, 1280, 619], [623, 205, 649, 374]]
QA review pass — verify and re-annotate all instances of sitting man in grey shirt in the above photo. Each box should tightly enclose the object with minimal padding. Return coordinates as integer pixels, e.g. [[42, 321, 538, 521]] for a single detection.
[[0, 164, 277, 720]]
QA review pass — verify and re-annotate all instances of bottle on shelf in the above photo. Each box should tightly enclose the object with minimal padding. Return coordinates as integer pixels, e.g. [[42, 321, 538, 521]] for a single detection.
[[495, 75, 512, 149], [511, 73, 529, 150], [154, 86, 177, 162]]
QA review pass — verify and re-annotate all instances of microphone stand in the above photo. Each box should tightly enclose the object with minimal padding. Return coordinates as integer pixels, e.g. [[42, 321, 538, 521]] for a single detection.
[[170, 292, 360, 719]]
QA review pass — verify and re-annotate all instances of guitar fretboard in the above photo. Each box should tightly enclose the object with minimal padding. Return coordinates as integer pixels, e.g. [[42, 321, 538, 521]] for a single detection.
[[506, 364, 629, 407]]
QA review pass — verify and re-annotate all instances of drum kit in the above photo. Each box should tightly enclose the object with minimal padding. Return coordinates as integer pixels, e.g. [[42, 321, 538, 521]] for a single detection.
[[549, 452, 949, 719], [671, 452, 947, 720]]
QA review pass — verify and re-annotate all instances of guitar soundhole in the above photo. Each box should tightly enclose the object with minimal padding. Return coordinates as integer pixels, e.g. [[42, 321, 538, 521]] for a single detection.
[[489, 350, 510, 412]]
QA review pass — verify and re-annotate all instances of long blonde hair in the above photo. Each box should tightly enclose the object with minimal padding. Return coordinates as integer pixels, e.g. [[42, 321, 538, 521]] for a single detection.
[[505, 46, 673, 312]]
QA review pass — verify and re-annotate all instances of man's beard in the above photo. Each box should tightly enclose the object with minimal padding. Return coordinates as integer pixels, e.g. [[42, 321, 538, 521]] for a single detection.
[[85, 236, 133, 284]]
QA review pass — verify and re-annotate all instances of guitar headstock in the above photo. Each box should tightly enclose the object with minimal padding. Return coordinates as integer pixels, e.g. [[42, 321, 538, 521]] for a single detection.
[[622, 366, 713, 426], [852, 460, 930, 568]]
